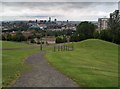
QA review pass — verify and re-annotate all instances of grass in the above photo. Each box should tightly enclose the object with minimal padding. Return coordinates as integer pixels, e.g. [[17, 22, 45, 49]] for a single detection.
[[1, 41, 36, 48], [2, 41, 39, 87], [46, 39, 118, 87]]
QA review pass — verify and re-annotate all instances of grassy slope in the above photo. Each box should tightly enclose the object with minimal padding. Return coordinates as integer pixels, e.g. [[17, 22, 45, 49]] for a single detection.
[[46, 39, 118, 87], [2, 41, 39, 87]]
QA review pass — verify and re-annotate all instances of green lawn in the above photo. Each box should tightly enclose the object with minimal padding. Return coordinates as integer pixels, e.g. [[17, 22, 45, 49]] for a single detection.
[[2, 41, 39, 87], [46, 39, 118, 87], [1, 41, 36, 48]]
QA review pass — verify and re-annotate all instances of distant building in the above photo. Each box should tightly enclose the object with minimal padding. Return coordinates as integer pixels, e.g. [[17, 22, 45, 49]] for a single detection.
[[54, 19, 57, 22], [42, 37, 56, 44], [22, 31, 33, 38], [48, 17, 51, 22], [118, 1, 120, 11], [118, 1, 120, 15], [36, 19, 37, 23], [98, 18, 108, 30]]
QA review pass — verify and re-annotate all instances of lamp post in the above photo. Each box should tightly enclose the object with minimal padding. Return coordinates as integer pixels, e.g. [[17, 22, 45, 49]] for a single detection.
[[40, 38, 42, 51], [44, 28, 47, 45], [71, 32, 74, 51], [40, 35, 42, 51], [63, 34, 66, 51]]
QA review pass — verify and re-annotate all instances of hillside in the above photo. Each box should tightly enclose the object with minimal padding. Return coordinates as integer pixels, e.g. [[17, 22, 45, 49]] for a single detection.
[[46, 39, 118, 87]]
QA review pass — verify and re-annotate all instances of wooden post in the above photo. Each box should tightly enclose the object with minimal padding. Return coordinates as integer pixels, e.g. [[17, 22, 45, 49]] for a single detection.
[[61, 46, 62, 51], [58, 46, 60, 51], [54, 45, 56, 52], [64, 45, 65, 51]]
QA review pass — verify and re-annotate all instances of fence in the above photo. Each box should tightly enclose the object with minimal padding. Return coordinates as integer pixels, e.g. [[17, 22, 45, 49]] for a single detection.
[[53, 45, 74, 52]]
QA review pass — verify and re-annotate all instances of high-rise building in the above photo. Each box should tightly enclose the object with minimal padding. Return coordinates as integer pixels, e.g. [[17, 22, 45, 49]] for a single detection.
[[118, 1, 120, 11], [98, 18, 109, 30], [36, 19, 37, 23], [48, 17, 51, 22], [54, 19, 57, 22], [118, 1, 120, 16]]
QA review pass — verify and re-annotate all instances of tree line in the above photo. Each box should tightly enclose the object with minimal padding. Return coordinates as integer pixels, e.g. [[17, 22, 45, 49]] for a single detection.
[[68, 10, 120, 44], [1, 10, 120, 44]]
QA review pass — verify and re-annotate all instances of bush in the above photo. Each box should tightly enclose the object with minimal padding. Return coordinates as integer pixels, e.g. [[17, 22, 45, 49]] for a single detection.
[[14, 32, 27, 42], [56, 37, 63, 43], [30, 39, 36, 43], [37, 42, 40, 44], [56, 36, 67, 43], [2, 35, 6, 40]]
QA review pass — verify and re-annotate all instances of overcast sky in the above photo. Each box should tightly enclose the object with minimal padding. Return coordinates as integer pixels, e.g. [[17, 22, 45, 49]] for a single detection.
[[0, 1, 119, 21]]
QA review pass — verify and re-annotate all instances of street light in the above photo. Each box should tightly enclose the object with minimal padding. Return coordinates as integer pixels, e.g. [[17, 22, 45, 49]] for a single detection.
[[39, 34, 42, 51], [44, 28, 47, 45], [40, 36, 43, 51], [63, 34, 66, 51], [71, 32, 74, 51]]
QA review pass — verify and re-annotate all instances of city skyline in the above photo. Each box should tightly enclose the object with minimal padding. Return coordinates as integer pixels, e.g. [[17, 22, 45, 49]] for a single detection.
[[0, 2, 119, 21]]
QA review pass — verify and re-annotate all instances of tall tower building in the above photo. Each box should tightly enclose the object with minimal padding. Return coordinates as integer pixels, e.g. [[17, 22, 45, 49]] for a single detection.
[[48, 17, 51, 22], [118, 1, 120, 11], [54, 19, 57, 22], [118, 1, 120, 16], [98, 18, 108, 30]]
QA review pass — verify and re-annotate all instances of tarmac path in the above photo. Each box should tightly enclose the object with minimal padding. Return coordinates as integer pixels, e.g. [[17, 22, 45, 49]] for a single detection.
[[12, 51, 79, 87]]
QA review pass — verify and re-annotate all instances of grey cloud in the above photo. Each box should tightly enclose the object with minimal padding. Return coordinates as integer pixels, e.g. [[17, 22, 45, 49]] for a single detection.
[[2, 2, 117, 11], [1, 2, 118, 21], [1, 0, 120, 2]]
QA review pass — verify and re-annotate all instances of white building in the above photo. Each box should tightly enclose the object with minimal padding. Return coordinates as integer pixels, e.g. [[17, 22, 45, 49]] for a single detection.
[[118, 1, 120, 11], [98, 18, 109, 30], [118, 1, 120, 16]]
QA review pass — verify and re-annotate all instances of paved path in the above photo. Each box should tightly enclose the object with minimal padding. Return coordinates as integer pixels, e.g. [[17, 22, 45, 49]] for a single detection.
[[13, 51, 79, 87]]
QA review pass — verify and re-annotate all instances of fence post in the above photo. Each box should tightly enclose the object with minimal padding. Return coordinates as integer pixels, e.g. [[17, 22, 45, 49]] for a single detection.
[[65, 46, 67, 51], [58, 46, 59, 51], [61, 46, 63, 51], [54, 45, 56, 52]]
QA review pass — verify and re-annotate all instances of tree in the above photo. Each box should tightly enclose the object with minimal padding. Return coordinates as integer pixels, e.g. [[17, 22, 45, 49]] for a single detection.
[[76, 21, 96, 39], [99, 30, 112, 42], [30, 39, 36, 43], [2, 35, 6, 40], [6, 34, 12, 41], [108, 10, 120, 43], [56, 37, 63, 43], [70, 34, 79, 42], [14, 32, 26, 42], [93, 31, 100, 39], [56, 36, 67, 43]]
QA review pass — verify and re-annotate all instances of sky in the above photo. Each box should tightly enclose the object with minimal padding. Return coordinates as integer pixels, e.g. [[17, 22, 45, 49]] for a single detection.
[[0, 0, 119, 21]]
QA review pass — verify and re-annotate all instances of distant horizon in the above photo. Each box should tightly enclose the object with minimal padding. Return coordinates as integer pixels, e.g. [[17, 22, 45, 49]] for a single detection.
[[0, 19, 98, 22], [0, 16, 101, 22]]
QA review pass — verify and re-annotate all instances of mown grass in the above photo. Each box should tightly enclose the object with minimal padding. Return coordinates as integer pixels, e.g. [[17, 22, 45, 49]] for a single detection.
[[46, 39, 118, 87], [1, 41, 36, 48], [2, 41, 39, 87]]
